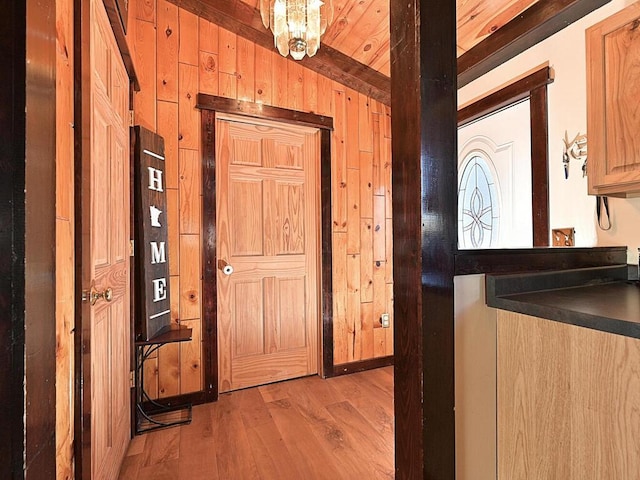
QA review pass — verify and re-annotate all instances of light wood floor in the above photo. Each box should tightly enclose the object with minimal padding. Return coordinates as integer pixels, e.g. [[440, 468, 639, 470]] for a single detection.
[[119, 366, 394, 479]]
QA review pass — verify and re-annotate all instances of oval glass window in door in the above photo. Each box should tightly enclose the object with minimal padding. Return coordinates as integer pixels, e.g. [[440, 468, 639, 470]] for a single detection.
[[458, 154, 500, 249]]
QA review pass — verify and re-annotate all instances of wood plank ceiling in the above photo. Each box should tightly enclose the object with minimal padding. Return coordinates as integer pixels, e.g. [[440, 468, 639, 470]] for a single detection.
[[168, 0, 609, 104], [238, 0, 540, 76]]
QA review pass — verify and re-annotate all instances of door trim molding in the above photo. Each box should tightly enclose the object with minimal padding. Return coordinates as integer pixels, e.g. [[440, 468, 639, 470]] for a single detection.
[[458, 65, 553, 247], [198, 95, 334, 400]]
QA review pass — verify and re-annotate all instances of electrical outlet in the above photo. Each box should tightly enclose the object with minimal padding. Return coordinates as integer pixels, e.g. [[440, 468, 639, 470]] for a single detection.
[[381, 313, 390, 328]]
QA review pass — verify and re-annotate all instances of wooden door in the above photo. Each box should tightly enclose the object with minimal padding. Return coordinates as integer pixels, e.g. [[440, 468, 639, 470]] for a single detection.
[[80, 0, 131, 477], [216, 114, 320, 392]]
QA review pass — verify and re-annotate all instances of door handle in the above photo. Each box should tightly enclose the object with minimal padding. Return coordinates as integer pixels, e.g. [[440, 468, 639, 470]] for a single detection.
[[218, 259, 234, 275], [82, 286, 113, 305]]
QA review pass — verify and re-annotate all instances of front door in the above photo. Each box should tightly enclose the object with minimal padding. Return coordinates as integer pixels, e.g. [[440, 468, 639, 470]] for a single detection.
[[79, 0, 131, 477], [216, 114, 320, 392]]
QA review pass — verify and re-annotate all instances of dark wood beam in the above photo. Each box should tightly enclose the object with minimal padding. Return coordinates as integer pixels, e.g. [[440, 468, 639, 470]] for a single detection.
[[458, 0, 611, 87], [197, 94, 334, 129], [25, 0, 57, 476], [458, 65, 554, 126], [391, 0, 457, 477], [0, 0, 26, 476], [168, 0, 391, 105]]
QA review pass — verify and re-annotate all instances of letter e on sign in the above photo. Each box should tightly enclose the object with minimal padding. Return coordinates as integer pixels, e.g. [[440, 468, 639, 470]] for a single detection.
[[152, 278, 167, 302]]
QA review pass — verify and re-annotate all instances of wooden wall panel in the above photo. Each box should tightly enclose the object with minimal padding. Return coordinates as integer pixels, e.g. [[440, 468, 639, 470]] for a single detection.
[[347, 253, 362, 360], [178, 8, 198, 66], [179, 233, 201, 321], [199, 51, 219, 96], [166, 188, 180, 276], [156, 0, 178, 102], [303, 69, 318, 113], [133, 16, 157, 130], [55, 0, 74, 476], [288, 62, 305, 111], [332, 89, 348, 233], [199, 17, 218, 54], [178, 149, 202, 234], [346, 89, 360, 169], [346, 168, 361, 254], [271, 54, 288, 108], [360, 219, 374, 303], [136, 0, 155, 22], [317, 74, 333, 116], [158, 100, 179, 189], [237, 37, 255, 102], [254, 45, 272, 105], [178, 63, 199, 150], [332, 232, 349, 365], [180, 319, 202, 393], [158, 343, 180, 397], [218, 28, 237, 75], [132, 0, 393, 398]]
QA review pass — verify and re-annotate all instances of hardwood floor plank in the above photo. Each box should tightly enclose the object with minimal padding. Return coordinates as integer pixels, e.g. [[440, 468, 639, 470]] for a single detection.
[[118, 453, 143, 479], [283, 379, 381, 479], [257, 380, 291, 403], [137, 459, 180, 479], [326, 371, 394, 433], [244, 422, 304, 479], [237, 388, 304, 479], [177, 404, 219, 479], [121, 367, 394, 479], [266, 397, 346, 479], [141, 426, 181, 467], [211, 394, 262, 479], [326, 401, 394, 478]]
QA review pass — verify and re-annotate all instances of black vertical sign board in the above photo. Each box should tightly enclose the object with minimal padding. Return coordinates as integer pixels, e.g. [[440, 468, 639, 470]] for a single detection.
[[133, 126, 172, 340]]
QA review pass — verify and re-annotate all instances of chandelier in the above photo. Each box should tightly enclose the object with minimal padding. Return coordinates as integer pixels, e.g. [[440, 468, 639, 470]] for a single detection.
[[260, 0, 334, 60]]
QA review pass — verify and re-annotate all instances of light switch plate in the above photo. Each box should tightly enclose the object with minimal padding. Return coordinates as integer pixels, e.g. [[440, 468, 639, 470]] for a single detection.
[[381, 313, 390, 328]]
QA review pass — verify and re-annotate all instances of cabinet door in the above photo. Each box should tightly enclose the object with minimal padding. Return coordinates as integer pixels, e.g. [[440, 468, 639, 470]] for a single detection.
[[587, 3, 640, 197]]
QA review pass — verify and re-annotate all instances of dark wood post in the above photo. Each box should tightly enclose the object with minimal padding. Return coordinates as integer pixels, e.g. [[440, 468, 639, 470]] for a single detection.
[[0, 0, 27, 476], [0, 0, 57, 476], [390, 0, 458, 478]]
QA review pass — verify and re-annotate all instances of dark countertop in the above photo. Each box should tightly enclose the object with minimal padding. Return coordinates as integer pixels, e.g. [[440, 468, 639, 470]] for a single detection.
[[486, 265, 640, 339]]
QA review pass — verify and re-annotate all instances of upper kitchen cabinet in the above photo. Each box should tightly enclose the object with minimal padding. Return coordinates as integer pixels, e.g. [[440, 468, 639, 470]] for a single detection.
[[587, 2, 640, 197]]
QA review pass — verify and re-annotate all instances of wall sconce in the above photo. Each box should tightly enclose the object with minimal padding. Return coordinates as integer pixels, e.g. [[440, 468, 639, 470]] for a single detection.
[[562, 131, 587, 179]]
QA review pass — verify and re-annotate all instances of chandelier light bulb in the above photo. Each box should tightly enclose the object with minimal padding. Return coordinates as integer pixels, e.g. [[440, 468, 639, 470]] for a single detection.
[[260, 0, 334, 60]]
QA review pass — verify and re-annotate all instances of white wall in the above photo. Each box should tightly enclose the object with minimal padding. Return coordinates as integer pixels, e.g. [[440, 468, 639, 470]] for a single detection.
[[459, 0, 640, 262], [454, 275, 497, 480]]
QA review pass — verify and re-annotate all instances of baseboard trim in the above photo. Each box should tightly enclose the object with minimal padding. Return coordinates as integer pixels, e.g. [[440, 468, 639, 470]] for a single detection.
[[329, 356, 394, 378]]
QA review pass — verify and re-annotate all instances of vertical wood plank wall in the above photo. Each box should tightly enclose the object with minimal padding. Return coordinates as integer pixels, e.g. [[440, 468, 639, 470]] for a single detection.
[[132, 0, 393, 397], [55, 0, 74, 477]]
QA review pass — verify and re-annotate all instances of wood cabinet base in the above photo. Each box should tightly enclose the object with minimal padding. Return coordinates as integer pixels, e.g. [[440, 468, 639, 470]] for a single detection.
[[498, 311, 640, 479]]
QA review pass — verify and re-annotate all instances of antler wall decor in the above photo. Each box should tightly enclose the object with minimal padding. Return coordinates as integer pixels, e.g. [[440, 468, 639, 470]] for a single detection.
[[562, 131, 588, 179]]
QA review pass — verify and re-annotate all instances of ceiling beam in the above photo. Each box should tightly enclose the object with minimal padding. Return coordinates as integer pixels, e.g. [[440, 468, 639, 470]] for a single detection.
[[458, 0, 611, 87], [167, 0, 391, 105]]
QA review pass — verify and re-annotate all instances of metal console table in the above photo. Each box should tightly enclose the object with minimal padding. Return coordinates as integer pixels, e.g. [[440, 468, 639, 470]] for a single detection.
[[135, 326, 193, 434]]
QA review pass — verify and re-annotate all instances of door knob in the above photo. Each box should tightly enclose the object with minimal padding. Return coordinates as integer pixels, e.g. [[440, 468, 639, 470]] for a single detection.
[[82, 286, 113, 305], [218, 259, 234, 275]]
